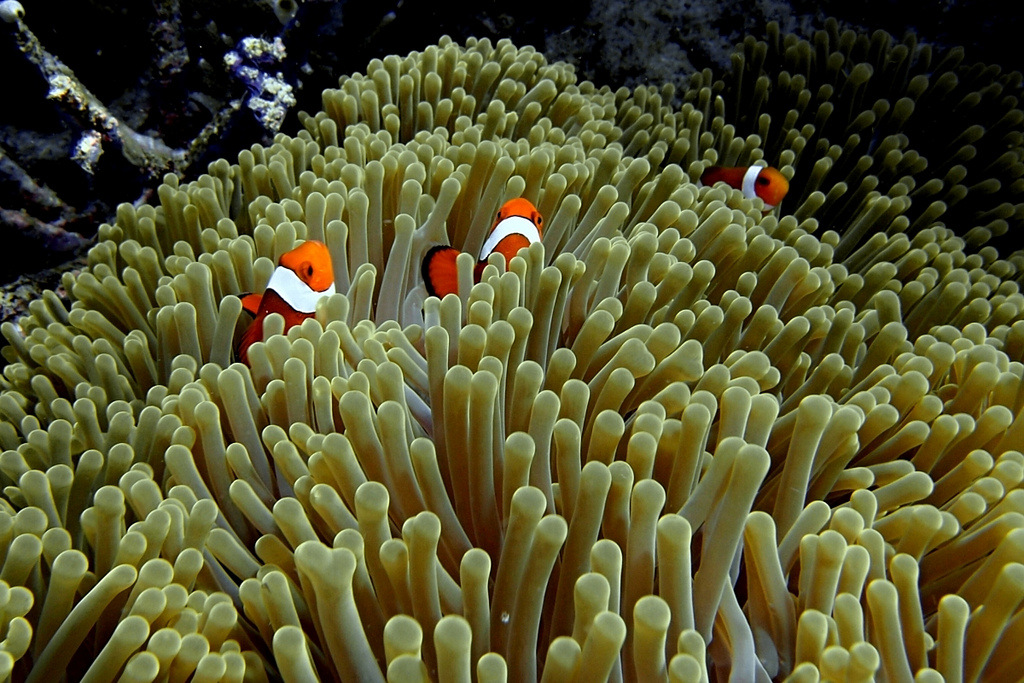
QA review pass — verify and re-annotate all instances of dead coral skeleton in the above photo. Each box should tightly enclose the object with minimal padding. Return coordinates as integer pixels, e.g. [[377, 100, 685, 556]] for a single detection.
[[6, 9, 188, 175]]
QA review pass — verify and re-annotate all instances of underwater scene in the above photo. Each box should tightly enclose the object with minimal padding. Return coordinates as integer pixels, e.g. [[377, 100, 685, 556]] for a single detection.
[[0, 0, 1022, 680]]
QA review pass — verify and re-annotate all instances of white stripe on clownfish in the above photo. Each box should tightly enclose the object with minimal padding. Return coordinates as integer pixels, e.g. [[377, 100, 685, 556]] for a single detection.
[[477, 214, 542, 260], [265, 265, 336, 313], [741, 165, 764, 203]]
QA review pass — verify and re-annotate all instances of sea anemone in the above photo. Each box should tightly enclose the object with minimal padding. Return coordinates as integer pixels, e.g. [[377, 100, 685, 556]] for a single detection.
[[718, 19, 1024, 259], [0, 31, 1022, 682]]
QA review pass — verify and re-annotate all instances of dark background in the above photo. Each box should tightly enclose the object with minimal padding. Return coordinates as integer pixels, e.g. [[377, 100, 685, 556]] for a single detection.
[[0, 0, 1019, 290]]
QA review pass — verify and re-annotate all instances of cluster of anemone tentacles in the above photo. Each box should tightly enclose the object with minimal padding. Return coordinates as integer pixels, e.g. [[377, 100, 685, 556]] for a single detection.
[[0, 29, 1022, 683], [715, 20, 1024, 261]]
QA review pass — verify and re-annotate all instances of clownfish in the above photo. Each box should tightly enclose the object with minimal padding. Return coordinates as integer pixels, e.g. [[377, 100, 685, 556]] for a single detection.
[[237, 240, 335, 364], [700, 165, 790, 210], [421, 197, 543, 298]]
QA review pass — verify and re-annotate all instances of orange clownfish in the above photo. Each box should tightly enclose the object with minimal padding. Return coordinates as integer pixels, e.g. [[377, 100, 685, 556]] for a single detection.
[[237, 240, 335, 364], [421, 198, 543, 298], [700, 165, 789, 210]]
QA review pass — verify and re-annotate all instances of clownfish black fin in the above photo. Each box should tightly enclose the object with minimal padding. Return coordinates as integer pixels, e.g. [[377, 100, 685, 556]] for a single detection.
[[422, 245, 461, 298]]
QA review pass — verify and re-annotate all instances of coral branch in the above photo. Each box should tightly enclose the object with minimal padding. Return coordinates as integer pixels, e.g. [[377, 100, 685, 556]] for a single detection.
[[6, 9, 186, 175]]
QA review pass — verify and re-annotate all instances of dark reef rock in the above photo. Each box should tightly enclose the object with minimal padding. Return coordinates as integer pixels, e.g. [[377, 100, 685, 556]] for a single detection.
[[1, 0, 1021, 317]]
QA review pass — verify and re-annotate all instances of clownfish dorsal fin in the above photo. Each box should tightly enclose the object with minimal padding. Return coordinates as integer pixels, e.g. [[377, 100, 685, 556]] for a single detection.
[[239, 293, 263, 316]]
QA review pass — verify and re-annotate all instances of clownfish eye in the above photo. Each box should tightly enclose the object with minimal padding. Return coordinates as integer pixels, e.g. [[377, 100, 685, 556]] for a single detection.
[[535, 214, 542, 225], [757, 176, 770, 185], [305, 264, 314, 278]]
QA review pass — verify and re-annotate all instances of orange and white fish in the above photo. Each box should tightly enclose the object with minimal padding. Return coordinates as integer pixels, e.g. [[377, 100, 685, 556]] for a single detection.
[[237, 240, 335, 364], [421, 198, 543, 298], [700, 165, 790, 210]]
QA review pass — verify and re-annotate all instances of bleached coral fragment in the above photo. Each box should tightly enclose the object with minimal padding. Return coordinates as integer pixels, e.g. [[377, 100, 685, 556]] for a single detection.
[[0, 0, 23, 23], [224, 36, 297, 133]]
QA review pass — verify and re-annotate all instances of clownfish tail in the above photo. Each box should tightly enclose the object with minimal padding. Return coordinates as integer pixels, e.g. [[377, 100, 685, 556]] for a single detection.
[[422, 245, 461, 298]]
